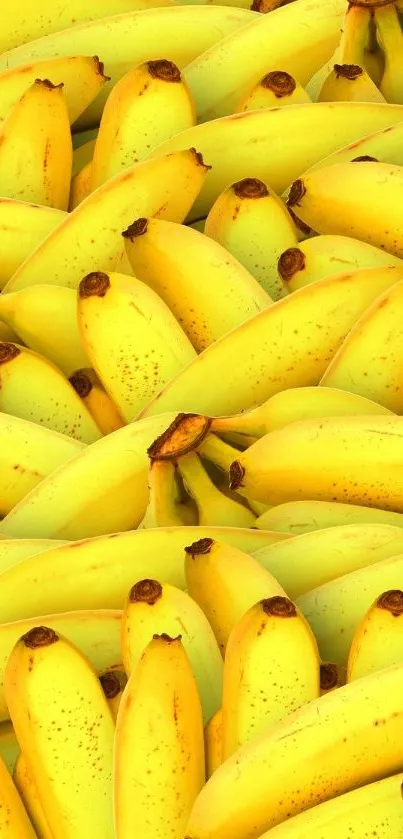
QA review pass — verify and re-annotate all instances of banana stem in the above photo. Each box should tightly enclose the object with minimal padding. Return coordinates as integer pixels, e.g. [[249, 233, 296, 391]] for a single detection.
[[198, 434, 240, 473]]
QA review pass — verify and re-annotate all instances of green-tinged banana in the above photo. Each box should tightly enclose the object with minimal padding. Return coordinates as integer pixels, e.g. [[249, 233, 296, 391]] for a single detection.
[[0, 753, 37, 838], [222, 596, 320, 759], [305, 119, 403, 176], [256, 499, 403, 534], [212, 385, 392, 440], [121, 578, 223, 722], [91, 60, 196, 190], [14, 753, 54, 839], [123, 215, 271, 351], [375, 3, 403, 104], [253, 523, 403, 599], [115, 633, 205, 839], [229, 414, 403, 509], [296, 553, 403, 663], [278, 234, 402, 292], [287, 161, 403, 258], [0, 55, 108, 125], [205, 709, 222, 779], [0, 526, 288, 624], [348, 589, 403, 681], [0, 413, 84, 518], [139, 459, 194, 528], [236, 70, 311, 112], [0, 538, 68, 575], [69, 159, 92, 210], [320, 661, 346, 694], [0, 285, 89, 376], [141, 266, 403, 418], [5, 149, 209, 293], [0, 342, 101, 443], [72, 136, 96, 176], [318, 63, 386, 102], [185, 663, 403, 839], [184, 537, 287, 654], [204, 177, 296, 300], [178, 452, 256, 528], [99, 670, 127, 721], [0, 199, 65, 290], [5, 627, 115, 838], [0, 79, 72, 210], [0, 721, 19, 773], [69, 368, 124, 435]]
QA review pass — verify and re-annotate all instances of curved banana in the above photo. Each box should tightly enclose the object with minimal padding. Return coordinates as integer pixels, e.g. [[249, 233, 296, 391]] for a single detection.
[[5, 626, 115, 839], [375, 3, 403, 104], [0, 753, 36, 838], [0, 200, 65, 290], [77, 271, 196, 421], [320, 660, 345, 694], [178, 452, 256, 528], [305, 120, 403, 177], [138, 459, 194, 528], [0, 538, 68, 576], [256, 499, 403, 534], [123, 214, 271, 351], [99, 670, 127, 721], [0, 79, 72, 210], [115, 634, 205, 839], [69, 368, 124, 435], [236, 70, 311, 112], [184, 537, 286, 654], [204, 177, 296, 300], [205, 709, 222, 779], [72, 135, 96, 176], [121, 578, 223, 722], [348, 589, 403, 680], [318, 62, 386, 102], [0, 722, 19, 773], [222, 596, 320, 759], [91, 60, 196, 190], [69, 158, 92, 210], [13, 753, 53, 839]]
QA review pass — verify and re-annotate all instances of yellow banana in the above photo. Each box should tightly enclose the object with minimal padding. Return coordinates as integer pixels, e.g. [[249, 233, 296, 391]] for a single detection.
[[139, 459, 194, 528], [115, 633, 205, 839], [0, 285, 89, 376], [0, 721, 19, 773], [14, 753, 54, 839], [123, 215, 271, 351], [0, 79, 72, 210], [184, 537, 287, 654], [348, 589, 403, 681], [141, 265, 403, 418], [236, 70, 311, 112], [91, 60, 196, 190], [0, 538, 68, 575], [0, 342, 101, 443], [5, 626, 115, 839], [222, 596, 320, 759], [288, 161, 403, 258], [0, 753, 37, 838], [253, 523, 403, 599], [0, 526, 288, 623], [0, 199, 65, 290], [72, 136, 96, 176], [205, 709, 222, 779], [278, 234, 402, 292], [5, 149, 209, 293], [304, 119, 403, 176], [69, 368, 124, 435], [99, 670, 127, 721], [256, 499, 403, 534], [185, 663, 403, 839], [121, 578, 223, 722], [178, 452, 256, 528], [204, 177, 297, 300], [320, 660, 346, 695], [0, 413, 83, 518], [77, 271, 196, 421], [318, 62, 386, 102], [375, 3, 403, 104]]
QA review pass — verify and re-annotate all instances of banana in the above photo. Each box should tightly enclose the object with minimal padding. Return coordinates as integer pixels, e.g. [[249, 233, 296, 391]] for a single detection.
[[278, 234, 402, 292], [348, 589, 403, 681], [69, 368, 124, 435], [256, 499, 403, 534], [5, 148, 209, 293], [256, 773, 403, 839], [320, 660, 345, 695], [204, 177, 297, 300], [91, 60, 196, 190], [0, 526, 288, 623], [375, 3, 403, 104], [185, 663, 403, 839], [304, 120, 403, 176], [0, 538, 68, 575], [115, 633, 205, 839], [0, 342, 101, 443], [0, 55, 108, 125], [236, 70, 311, 112], [296, 553, 403, 664], [0, 200, 65, 290], [0, 285, 89, 376], [5, 626, 115, 839], [211, 385, 392, 439], [139, 459, 194, 528], [178, 452, 256, 528], [321, 278, 403, 410], [69, 159, 92, 210], [0, 753, 37, 838], [184, 537, 287, 654], [72, 136, 96, 176], [77, 271, 196, 422], [0, 79, 72, 210], [318, 62, 386, 102], [0, 721, 19, 773], [205, 709, 222, 779], [99, 671, 127, 721], [121, 578, 223, 722], [222, 596, 320, 759], [0, 413, 83, 518], [287, 160, 403, 258], [14, 753, 54, 839], [123, 215, 271, 351], [253, 523, 403, 598], [141, 265, 403, 418]]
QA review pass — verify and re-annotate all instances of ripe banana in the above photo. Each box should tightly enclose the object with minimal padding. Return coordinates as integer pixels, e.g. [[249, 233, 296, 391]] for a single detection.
[[184, 537, 287, 654], [375, 3, 403, 104], [318, 62, 386, 102], [253, 523, 403, 598], [91, 60, 196, 190], [305, 119, 403, 175], [141, 265, 403, 418], [121, 578, 223, 722], [69, 368, 124, 435], [320, 661, 346, 695], [14, 754, 54, 839], [0, 200, 65, 290], [204, 177, 296, 300], [0, 721, 19, 773], [5, 149, 209, 293], [0, 753, 37, 838], [236, 70, 311, 112], [0, 79, 72, 210], [0, 538, 68, 576], [99, 671, 127, 721], [178, 452, 256, 528], [72, 135, 96, 176], [115, 634, 205, 839], [185, 663, 403, 839], [256, 499, 403, 534], [222, 596, 320, 759], [205, 709, 222, 779], [5, 626, 115, 839], [69, 158, 92, 210], [348, 589, 403, 681], [139, 459, 195, 528]]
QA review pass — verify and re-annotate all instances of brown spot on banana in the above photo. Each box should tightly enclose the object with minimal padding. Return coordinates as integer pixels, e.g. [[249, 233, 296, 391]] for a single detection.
[[184, 537, 214, 557], [79, 271, 110, 298], [233, 178, 269, 199], [129, 579, 163, 605], [261, 70, 296, 97], [22, 626, 59, 648]]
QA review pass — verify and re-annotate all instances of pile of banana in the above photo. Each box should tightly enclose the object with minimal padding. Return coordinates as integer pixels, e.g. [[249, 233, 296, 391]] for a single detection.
[[3, 0, 403, 836]]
